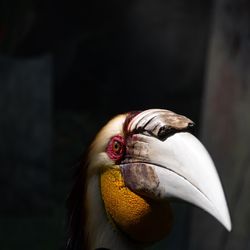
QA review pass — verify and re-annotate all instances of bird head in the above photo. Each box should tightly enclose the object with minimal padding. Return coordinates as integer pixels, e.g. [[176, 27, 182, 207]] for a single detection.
[[67, 109, 231, 250]]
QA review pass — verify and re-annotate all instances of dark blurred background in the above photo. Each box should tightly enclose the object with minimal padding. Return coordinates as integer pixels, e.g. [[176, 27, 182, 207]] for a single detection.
[[1, 0, 250, 249]]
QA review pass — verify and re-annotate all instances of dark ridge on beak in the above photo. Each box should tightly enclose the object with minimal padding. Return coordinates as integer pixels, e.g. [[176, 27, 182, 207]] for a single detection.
[[158, 122, 195, 141], [124, 109, 195, 141]]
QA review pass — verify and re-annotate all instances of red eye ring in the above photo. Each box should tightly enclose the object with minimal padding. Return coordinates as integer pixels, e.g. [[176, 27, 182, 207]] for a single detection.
[[106, 135, 125, 162]]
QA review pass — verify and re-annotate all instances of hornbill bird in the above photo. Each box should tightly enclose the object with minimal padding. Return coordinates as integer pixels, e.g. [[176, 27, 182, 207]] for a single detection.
[[66, 109, 231, 250]]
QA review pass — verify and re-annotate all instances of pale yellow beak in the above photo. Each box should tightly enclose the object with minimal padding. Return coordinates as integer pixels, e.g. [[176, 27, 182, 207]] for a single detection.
[[121, 109, 232, 231]]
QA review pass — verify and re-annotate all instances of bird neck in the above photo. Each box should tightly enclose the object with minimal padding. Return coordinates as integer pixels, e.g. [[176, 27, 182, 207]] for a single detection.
[[100, 167, 173, 245], [85, 169, 137, 250]]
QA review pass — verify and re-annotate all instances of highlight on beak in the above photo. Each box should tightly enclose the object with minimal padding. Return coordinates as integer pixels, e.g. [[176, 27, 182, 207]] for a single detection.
[[121, 109, 232, 231]]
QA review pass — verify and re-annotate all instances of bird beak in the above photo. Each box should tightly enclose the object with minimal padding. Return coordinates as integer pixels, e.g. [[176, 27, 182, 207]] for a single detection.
[[121, 109, 231, 231]]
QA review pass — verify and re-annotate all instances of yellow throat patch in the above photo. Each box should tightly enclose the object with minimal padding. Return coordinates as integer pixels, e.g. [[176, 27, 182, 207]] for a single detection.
[[100, 167, 172, 243]]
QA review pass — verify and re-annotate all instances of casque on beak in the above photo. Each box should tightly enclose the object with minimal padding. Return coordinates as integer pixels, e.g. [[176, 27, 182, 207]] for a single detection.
[[120, 109, 231, 231]]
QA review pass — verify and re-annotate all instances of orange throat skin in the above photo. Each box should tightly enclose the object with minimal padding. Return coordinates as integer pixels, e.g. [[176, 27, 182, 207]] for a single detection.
[[100, 167, 173, 244]]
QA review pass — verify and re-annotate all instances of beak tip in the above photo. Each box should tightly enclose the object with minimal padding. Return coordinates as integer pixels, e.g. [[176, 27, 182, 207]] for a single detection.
[[223, 220, 232, 232], [223, 214, 232, 232], [227, 224, 232, 232], [214, 204, 232, 231]]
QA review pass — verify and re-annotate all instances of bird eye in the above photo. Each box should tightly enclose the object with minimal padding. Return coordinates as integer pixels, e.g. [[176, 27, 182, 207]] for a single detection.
[[113, 140, 122, 153], [106, 135, 125, 162]]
